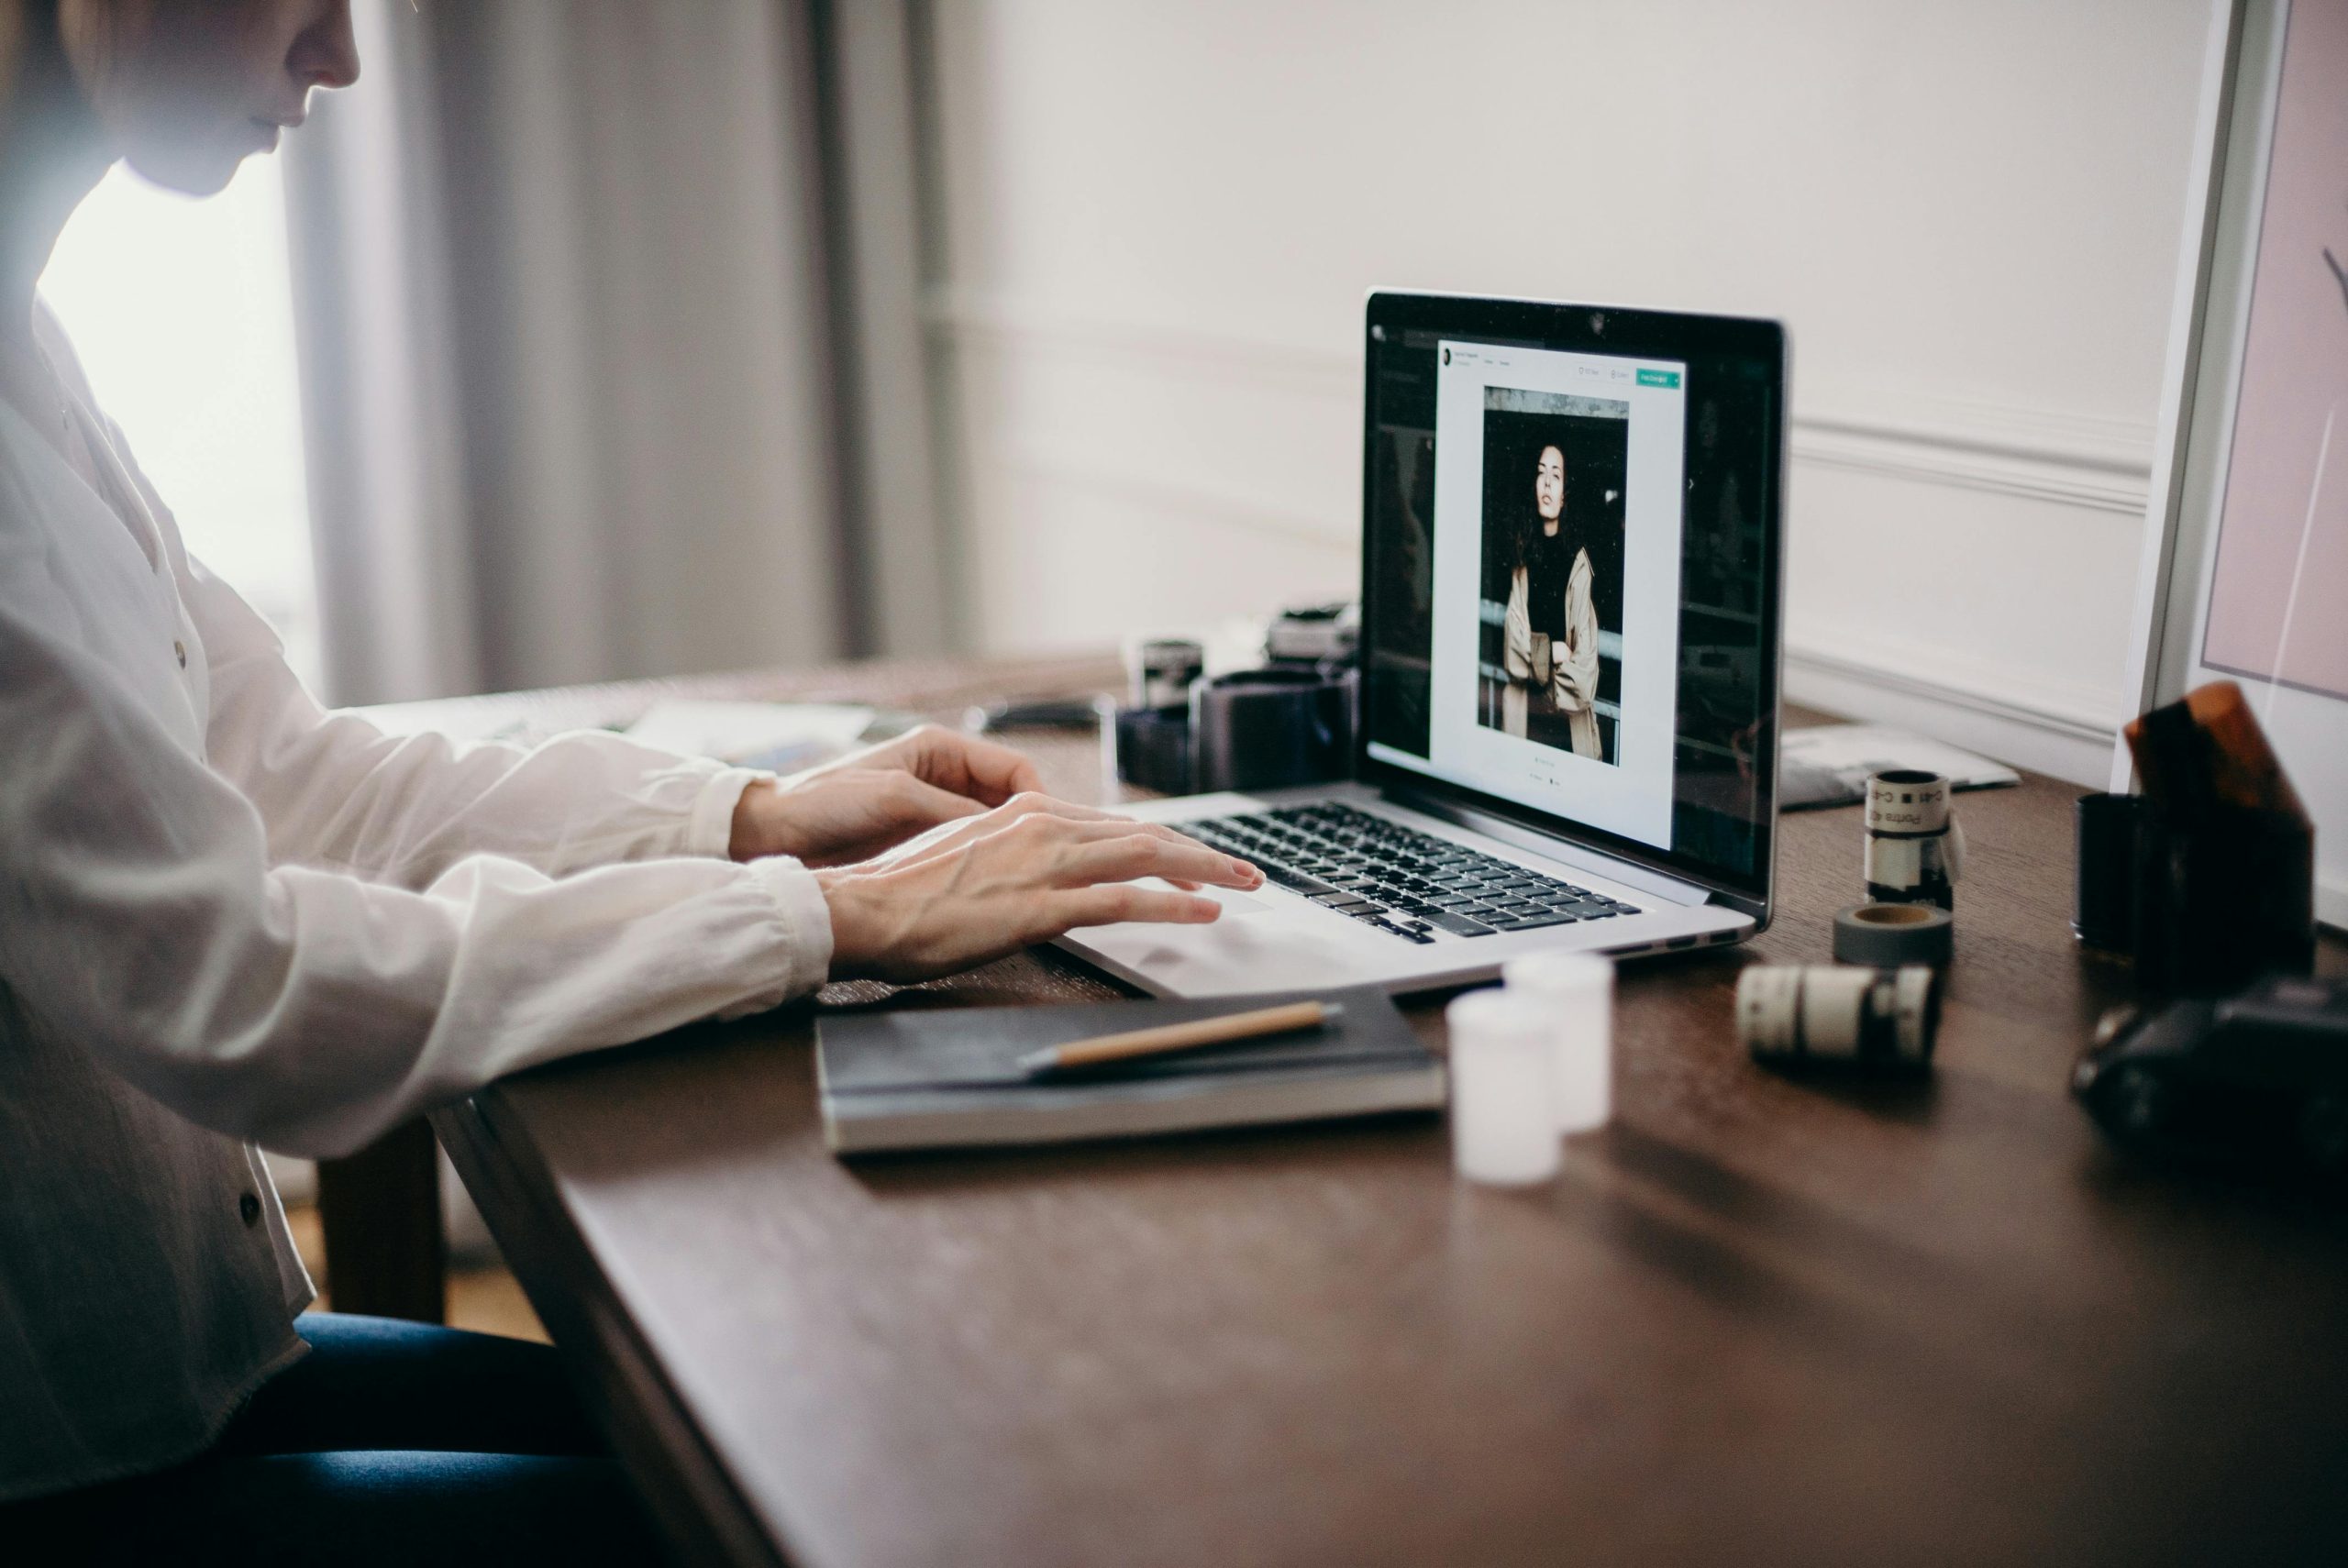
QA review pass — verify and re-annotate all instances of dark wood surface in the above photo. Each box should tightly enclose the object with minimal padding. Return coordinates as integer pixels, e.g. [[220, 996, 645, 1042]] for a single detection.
[[426, 655, 2348, 1568]]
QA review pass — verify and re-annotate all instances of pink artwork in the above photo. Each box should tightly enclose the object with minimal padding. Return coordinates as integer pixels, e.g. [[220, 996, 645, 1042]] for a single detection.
[[2201, 0, 2348, 701]]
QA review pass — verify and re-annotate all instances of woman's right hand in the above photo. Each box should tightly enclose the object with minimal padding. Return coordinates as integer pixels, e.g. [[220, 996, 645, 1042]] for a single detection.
[[814, 794, 1265, 983]]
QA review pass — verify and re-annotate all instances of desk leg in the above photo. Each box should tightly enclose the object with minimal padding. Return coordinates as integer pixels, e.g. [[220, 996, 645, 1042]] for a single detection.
[[316, 1118, 447, 1323]]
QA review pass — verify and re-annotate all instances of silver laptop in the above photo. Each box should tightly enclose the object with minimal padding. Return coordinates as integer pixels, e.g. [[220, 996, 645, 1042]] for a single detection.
[[1061, 290, 1788, 998]]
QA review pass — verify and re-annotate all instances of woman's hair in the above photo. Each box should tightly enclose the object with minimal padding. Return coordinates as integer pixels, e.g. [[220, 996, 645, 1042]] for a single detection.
[[1512, 436, 1568, 568]]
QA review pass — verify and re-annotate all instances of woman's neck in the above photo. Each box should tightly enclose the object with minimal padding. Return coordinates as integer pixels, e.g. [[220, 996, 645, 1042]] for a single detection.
[[0, 2, 109, 357]]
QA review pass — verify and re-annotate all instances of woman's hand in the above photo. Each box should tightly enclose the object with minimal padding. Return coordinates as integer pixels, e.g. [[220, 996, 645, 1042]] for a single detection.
[[816, 795, 1265, 983], [730, 723, 1047, 867]]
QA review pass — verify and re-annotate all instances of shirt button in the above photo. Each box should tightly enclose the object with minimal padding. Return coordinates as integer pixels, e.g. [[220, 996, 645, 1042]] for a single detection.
[[174, 640, 187, 669], [239, 1191, 261, 1228]]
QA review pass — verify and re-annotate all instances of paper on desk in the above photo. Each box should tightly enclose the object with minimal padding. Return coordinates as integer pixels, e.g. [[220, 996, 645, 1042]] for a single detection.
[[1780, 723, 2020, 811], [625, 700, 875, 773]]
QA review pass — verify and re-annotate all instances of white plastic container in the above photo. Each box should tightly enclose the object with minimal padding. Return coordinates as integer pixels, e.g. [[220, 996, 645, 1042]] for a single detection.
[[1445, 989, 1562, 1186], [1501, 952, 1615, 1135]]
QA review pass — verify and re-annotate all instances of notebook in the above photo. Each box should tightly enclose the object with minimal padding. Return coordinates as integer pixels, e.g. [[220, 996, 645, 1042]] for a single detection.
[[1779, 723, 2021, 811], [815, 987, 1445, 1155]]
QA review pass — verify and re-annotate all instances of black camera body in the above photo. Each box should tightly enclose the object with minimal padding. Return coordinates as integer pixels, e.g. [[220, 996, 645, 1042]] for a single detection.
[[2072, 974, 2348, 1175]]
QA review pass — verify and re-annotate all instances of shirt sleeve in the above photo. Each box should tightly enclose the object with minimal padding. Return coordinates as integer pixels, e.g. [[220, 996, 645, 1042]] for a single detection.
[[1554, 548, 1600, 712], [50, 289, 764, 889], [1501, 565, 1533, 679], [0, 584, 833, 1159], [179, 551, 763, 887]]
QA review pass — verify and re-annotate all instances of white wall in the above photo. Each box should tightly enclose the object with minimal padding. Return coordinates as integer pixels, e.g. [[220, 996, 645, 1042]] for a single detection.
[[919, 0, 2213, 782]]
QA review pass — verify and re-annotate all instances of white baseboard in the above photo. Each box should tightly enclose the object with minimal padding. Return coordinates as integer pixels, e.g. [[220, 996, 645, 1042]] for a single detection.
[[1786, 637, 2121, 787]]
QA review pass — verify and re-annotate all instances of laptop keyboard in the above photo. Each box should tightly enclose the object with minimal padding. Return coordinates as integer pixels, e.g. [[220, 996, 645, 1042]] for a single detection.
[[1178, 803, 1641, 945]]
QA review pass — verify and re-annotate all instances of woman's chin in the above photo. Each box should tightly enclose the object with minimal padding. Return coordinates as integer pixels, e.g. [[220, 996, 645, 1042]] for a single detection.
[[120, 143, 249, 198]]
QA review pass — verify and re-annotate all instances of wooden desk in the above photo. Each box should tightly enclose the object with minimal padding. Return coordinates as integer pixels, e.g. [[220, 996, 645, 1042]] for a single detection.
[[423, 655, 2348, 1568]]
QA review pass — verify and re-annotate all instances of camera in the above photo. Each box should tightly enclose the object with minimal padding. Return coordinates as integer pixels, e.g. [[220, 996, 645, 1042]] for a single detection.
[[2072, 973, 2348, 1175]]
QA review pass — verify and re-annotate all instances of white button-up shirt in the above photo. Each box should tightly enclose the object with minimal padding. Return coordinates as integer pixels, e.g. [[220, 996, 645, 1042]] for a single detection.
[[0, 305, 832, 1501]]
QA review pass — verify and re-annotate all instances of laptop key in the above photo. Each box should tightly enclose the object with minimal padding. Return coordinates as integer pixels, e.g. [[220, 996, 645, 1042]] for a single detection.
[[1420, 909, 1497, 937], [1492, 911, 1579, 932]]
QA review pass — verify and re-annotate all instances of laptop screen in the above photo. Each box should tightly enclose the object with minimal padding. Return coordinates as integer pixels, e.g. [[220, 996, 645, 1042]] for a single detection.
[[1358, 293, 1785, 905]]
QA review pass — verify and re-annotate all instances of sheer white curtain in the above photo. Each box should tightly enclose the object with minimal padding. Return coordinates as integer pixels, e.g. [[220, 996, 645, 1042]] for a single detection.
[[282, 0, 853, 704]]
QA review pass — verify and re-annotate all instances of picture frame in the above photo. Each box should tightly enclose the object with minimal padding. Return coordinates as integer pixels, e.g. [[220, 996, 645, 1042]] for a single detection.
[[2117, 0, 2348, 929]]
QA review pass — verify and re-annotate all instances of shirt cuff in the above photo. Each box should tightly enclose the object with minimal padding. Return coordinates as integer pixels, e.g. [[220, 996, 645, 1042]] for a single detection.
[[683, 766, 775, 860], [715, 855, 836, 1016]]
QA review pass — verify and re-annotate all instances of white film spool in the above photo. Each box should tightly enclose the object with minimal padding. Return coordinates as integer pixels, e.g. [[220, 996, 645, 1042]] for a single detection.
[[1445, 990, 1561, 1187], [1501, 953, 1614, 1135]]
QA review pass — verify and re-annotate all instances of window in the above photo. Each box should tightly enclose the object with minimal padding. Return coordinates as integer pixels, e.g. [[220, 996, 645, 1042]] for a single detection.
[[40, 159, 320, 688]]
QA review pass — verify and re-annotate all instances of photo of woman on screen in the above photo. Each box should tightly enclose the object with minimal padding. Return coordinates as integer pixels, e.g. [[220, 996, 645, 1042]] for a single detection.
[[1476, 390, 1626, 764], [1500, 441, 1603, 757]]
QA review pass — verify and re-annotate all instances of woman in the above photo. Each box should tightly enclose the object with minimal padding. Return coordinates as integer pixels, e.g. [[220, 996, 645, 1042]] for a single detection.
[[1500, 440, 1601, 758], [0, 4, 1259, 1561]]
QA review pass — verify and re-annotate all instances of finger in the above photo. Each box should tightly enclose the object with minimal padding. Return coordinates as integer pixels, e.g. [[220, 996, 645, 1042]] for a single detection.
[[1048, 884, 1223, 932], [942, 730, 1047, 804], [1042, 815, 1264, 887], [883, 795, 1177, 869], [1055, 833, 1258, 890], [892, 724, 1047, 805], [796, 778, 989, 868], [994, 812, 1262, 874], [879, 773, 991, 832]]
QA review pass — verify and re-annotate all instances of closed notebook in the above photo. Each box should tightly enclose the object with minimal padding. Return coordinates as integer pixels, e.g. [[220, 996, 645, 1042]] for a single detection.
[[816, 987, 1445, 1154]]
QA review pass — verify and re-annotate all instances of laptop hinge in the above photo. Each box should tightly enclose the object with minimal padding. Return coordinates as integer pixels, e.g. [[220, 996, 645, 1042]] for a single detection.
[[1374, 786, 1716, 908]]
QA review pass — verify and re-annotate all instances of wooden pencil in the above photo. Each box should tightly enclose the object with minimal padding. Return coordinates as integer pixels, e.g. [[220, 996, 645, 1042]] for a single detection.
[[1016, 1000, 1343, 1074]]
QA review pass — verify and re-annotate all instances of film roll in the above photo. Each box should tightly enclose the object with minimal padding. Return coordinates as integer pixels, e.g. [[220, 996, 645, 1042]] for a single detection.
[[1833, 901, 1955, 967], [1862, 769, 1963, 911], [1737, 964, 1941, 1072]]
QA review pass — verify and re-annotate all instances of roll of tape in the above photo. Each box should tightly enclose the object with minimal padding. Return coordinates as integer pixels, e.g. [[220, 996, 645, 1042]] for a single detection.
[[1833, 901, 1955, 967]]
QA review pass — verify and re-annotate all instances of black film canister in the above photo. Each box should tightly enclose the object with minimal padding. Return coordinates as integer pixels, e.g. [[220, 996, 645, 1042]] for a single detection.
[[1189, 668, 1354, 794], [1113, 704, 1193, 794], [2073, 792, 2151, 956]]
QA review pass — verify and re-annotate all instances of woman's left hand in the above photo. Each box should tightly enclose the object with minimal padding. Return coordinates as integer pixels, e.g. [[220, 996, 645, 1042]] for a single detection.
[[729, 723, 1047, 867]]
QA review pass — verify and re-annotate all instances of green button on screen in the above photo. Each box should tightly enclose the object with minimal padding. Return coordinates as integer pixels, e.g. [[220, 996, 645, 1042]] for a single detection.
[[1637, 368, 1681, 389]]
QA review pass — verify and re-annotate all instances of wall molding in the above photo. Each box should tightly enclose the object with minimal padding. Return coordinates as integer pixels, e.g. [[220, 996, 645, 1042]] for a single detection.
[[926, 292, 2142, 784], [1784, 627, 2123, 786], [1790, 387, 2154, 516], [924, 291, 2158, 519]]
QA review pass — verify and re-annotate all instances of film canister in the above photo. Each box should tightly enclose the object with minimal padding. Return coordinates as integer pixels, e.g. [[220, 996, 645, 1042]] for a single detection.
[[1863, 769, 1964, 911], [2072, 790, 2154, 957], [1737, 964, 1941, 1073], [1833, 902, 1955, 967], [1128, 637, 1205, 712]]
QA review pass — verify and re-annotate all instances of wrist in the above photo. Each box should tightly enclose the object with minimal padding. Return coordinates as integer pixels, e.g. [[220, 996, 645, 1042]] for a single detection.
[[730, 778, 796, 862], [814, 867, 882, 979]]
